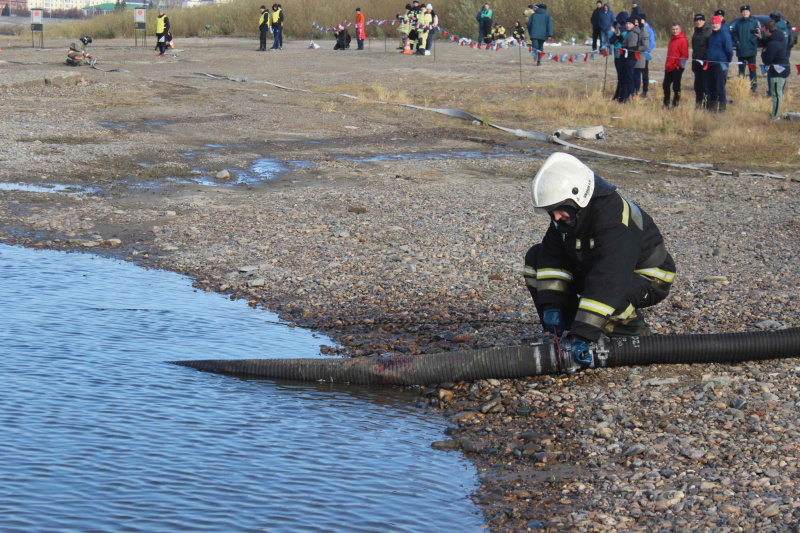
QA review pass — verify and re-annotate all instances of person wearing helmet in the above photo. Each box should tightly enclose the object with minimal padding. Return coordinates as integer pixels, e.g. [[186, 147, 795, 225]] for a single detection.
[[66, 36, 93, 66], [522, 153, 676, 363]]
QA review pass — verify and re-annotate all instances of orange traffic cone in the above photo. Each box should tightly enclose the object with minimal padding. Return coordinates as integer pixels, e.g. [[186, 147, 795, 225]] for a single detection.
[[402, 40, 413, 54]]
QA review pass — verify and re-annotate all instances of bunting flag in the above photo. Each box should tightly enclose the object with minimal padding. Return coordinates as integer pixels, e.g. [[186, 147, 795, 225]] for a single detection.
[[657, 54, 662, 62], [703, 61, 709, 71], [568, 54, 574, 63], [645, 52, 652, 61], [760, 64, 769, 74], [634, 51, 640, 61], [583, 53, 589, 62], [774, 65, 786, 74], [601, 48, 608, 57], [720, 63, 728, 71], [748, 63, 757, 72], [680, 58, 686, 68], [797, 65, 800, 75]]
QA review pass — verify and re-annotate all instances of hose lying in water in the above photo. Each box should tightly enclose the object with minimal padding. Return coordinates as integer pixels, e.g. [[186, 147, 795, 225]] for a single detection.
[[169, 327, 800, 386]]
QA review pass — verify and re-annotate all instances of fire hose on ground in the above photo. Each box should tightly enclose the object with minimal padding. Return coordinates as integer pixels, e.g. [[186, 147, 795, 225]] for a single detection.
[[170, 327, 800, 386]]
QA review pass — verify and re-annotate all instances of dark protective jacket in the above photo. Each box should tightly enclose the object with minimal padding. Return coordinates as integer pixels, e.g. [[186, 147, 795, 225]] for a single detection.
[[512, 24, 526, 41], [533, 176, 676, 342], [691, 23, 711, 59], [527, 6, 553, 41], [761, 29, 790, 78], [731, 15, 759, 57]]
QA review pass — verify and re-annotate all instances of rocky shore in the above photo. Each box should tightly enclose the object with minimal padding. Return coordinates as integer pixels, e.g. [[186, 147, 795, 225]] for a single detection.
[[2, 37, 800, 531]]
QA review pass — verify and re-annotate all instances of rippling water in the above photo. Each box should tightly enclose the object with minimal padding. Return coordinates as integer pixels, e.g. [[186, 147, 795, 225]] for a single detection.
[[0, 244, 483, 532]]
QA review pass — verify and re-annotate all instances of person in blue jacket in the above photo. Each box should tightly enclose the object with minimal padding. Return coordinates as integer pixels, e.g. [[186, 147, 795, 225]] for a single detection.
[[597, 3, 615, 49], [731, 5, 759, 93], [639, 13, 656, 97], [706, 15, 733, 112]]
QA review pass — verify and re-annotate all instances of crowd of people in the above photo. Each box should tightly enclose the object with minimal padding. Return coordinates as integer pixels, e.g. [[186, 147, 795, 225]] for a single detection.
[[596, 2, 793, 117], [396, 0, 438, 55]]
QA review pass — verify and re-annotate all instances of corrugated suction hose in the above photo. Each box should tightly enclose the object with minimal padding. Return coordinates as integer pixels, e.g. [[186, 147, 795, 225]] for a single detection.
[[169, 327, 800, 386]]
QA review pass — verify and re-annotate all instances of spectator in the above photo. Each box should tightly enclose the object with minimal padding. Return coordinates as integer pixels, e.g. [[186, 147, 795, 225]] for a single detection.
[[333, 24, 350, 50], [590, 0, 603, 51], [761, 20, 790, 119], [355, 8, 366, 50], [663, 23, 688, 107], [620, 15, 642, 102], [512, 21, 526, 42], [769, 11, 791, 55], [731, 5, 759, 92], [257, 6, 268, 51], [528, 3, 554, 66], [706, 15, 733, 112], [638, 13, 655, 98], [691, 14, 711, 108], [269, 4, 283, 50], [609, 11, 629, 101], [477, 4, 493, 44], [425, 4, 438, 53], [598, 3, 615, 50], [630, 1, 642, 18], [632, 16, 649, 97]]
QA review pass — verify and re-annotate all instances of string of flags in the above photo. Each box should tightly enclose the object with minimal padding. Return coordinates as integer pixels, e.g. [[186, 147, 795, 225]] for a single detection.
[[308, 18, 800, 74]]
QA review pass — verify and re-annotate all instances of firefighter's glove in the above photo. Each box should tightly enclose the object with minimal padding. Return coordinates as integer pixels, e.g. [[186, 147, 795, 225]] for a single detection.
[[570, 336, 592, 367], [542, 308, 564, 337]]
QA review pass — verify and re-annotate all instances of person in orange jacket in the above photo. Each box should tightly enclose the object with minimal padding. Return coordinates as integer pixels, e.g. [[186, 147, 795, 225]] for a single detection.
[[663, 23, 688, 107], [355, 8, 366, 50]]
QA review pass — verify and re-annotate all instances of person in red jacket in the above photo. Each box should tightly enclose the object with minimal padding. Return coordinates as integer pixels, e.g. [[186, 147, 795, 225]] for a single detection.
[[355, 7, 366, 50], [663, 23, 689, 107]]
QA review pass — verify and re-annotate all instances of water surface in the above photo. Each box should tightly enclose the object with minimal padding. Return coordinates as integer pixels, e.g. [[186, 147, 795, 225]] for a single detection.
[[0, 244, 483, 533]]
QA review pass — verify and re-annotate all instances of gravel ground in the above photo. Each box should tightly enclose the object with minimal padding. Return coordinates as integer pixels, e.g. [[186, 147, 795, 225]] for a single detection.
[[2, 37, 800, 532]]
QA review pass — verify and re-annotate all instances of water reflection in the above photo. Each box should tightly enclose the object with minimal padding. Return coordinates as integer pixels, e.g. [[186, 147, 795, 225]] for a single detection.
[[0, 244, 483, 533]]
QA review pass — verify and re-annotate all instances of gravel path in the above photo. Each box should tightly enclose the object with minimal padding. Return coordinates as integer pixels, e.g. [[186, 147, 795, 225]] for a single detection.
[[2, 37, 800, 532]]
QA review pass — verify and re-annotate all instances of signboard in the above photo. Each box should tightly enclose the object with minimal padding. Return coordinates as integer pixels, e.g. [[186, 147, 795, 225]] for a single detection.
[[134, 9, 145, 23], [31, 10, 43, 24]]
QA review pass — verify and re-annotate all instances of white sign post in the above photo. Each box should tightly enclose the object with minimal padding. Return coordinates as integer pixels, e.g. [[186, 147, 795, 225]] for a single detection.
[[134, 8, 147, 47], [31, 9, 44, 48]]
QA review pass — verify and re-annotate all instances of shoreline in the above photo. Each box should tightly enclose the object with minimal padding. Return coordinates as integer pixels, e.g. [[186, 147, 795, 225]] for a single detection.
[[2, 37, 800, 531]]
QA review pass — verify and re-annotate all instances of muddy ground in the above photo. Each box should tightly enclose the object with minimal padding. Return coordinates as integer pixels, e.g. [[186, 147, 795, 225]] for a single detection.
[[2, 36, 800, 532]]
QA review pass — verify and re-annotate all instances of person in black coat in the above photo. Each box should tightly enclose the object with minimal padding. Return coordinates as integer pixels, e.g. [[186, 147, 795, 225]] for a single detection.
[[761, 20, 790, 118], [590, 1, 603, 51]]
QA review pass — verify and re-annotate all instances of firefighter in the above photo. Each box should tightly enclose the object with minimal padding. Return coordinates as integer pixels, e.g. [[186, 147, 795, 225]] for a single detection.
[[396, 4, 413, 50], [66, 36, 92, 66], [522, 152, 676, 363], [414, 4, 433, 55]]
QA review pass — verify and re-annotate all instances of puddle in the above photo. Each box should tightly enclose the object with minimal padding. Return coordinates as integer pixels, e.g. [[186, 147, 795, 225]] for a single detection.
[[338, 150, 531, 162], [97, 121, 128, 130], [0, 182, 101, 194]]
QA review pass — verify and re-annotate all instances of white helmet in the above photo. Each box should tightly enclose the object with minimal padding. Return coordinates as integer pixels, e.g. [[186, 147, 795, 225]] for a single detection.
[[530, 152, 595, 214]]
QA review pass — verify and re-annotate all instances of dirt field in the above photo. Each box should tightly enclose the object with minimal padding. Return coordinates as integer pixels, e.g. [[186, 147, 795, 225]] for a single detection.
[[3, 36, 800, 532]]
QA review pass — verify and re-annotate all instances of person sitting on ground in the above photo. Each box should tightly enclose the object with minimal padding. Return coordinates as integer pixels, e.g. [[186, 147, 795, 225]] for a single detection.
[[333, 24, 350, 50], [491, 23, 506, 42], [67, 36, 93, 66], [523, 152, 675, 364], [512, 21, 526, 42]]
